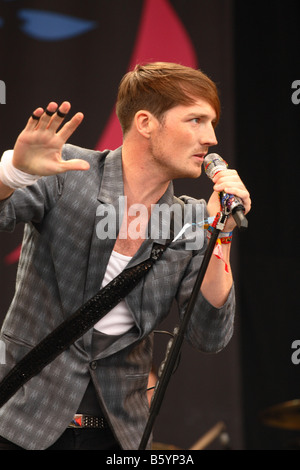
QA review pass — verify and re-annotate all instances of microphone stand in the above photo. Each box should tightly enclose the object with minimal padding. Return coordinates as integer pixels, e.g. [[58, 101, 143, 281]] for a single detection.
[[138, 210, 230, 450]]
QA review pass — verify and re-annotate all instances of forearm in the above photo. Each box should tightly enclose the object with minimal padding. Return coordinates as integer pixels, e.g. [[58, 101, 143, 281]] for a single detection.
[[0, 149, 39, 200], [200, 242, 233, 308], [182, 264, 235, 353], [0, 150, 15, 200], [201, 164, 251, 307], [0, 181, 14, 201]]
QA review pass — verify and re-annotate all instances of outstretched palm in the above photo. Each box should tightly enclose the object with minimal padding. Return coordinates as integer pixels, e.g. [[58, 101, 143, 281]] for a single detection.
[[13, 101, 90, 176]]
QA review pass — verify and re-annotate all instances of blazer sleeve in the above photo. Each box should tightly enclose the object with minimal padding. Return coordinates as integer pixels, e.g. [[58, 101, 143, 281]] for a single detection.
[[176, 251, 235, 353], [0, 173, 64, 232], [174, 195, 235, 354]]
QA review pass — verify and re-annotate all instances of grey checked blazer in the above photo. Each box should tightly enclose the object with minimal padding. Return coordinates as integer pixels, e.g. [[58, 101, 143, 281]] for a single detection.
[[0, 145, 235, 449]]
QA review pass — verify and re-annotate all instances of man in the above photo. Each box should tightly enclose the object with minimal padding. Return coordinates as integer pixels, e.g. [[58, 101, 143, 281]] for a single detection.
[[0, 62, 251, 450]]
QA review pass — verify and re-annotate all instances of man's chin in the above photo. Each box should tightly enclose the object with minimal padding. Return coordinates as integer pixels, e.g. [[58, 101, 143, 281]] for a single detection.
[[173, 168, 202, 180]]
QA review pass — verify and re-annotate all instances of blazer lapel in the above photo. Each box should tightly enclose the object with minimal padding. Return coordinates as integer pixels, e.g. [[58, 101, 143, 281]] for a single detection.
[[83, 147, 124, 302], [82, 147, 125, 350]]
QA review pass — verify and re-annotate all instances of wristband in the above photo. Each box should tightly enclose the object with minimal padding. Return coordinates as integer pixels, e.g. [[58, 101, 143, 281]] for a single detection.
[[206, 212, 232, 273], [207, 225, 233, 244], [0, 150, 40, 189]]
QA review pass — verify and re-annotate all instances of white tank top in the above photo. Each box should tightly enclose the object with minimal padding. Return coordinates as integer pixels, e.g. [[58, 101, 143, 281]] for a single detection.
[[94, 250, 134, 335]]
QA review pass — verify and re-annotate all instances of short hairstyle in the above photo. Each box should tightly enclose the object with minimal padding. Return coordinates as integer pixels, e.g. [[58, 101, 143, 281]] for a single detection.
[[116, 62, 220, 136]]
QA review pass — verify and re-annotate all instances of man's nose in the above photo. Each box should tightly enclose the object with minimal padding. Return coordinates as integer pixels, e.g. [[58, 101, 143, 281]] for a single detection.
[[200, 124, 218, 147]]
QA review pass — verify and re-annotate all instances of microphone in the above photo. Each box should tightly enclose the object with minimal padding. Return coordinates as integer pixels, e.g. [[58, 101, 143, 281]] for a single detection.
[[204, 153, 248, 230]]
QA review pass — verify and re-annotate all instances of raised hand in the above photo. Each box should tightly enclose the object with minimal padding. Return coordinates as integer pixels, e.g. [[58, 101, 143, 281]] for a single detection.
[[207, 169, 251, 231], [12, 101, 90, 176]]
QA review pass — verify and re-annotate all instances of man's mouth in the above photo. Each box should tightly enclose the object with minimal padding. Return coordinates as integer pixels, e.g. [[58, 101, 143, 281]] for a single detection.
[[192, 153, 205, 162]]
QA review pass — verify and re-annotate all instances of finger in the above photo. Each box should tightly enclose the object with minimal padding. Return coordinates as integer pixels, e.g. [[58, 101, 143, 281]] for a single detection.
[[37, 102, 58, 130], [57, 112, 84, 142], [213, 173, 244, 191], [214, 181, 245, 192], [221, 186, 251, 213], [46, 101, 72, 133], [25, 107, 44, 130], [213, 170, 238, 184], [214, 182, 249, 200], [57, 158, 90, 173], [213, 169, 237, 179]]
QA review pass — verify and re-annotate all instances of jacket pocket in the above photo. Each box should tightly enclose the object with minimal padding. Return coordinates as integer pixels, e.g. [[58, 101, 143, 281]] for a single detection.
[[1, 332, 35, 349]]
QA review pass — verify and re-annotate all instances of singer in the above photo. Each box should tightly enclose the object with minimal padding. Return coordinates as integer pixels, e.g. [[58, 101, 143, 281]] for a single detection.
[[0, 62, 251, 450]]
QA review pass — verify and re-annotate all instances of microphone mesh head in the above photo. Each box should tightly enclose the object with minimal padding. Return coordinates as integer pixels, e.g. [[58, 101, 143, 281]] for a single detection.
[[204, 153, 227, 179]]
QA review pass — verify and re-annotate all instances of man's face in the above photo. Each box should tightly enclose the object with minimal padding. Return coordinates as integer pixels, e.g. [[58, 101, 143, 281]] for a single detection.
[[148, 98, 218, 181]]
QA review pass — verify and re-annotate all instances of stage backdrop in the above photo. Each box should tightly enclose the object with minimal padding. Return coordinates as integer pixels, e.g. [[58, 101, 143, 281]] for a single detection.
[[2, 0, 298, 450], [0, 0, 241, 449], [234, 0, 300, 450]]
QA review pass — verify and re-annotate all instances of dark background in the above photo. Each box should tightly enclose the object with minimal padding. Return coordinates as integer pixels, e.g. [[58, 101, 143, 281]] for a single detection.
[[0, 0, 299, 450]]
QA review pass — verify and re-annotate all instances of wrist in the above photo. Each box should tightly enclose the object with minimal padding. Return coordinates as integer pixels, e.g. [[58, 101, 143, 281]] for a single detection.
[[207, 225, 233, 244], [0, 150, 40, 189]]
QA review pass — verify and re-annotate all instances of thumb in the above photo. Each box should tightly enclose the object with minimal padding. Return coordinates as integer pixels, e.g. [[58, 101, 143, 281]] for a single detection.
[[59, 159, 90, 173]]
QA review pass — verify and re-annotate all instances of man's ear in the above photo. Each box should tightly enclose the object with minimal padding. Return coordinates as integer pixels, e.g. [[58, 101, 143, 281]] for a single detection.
[[134, 110, 157, 138]]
